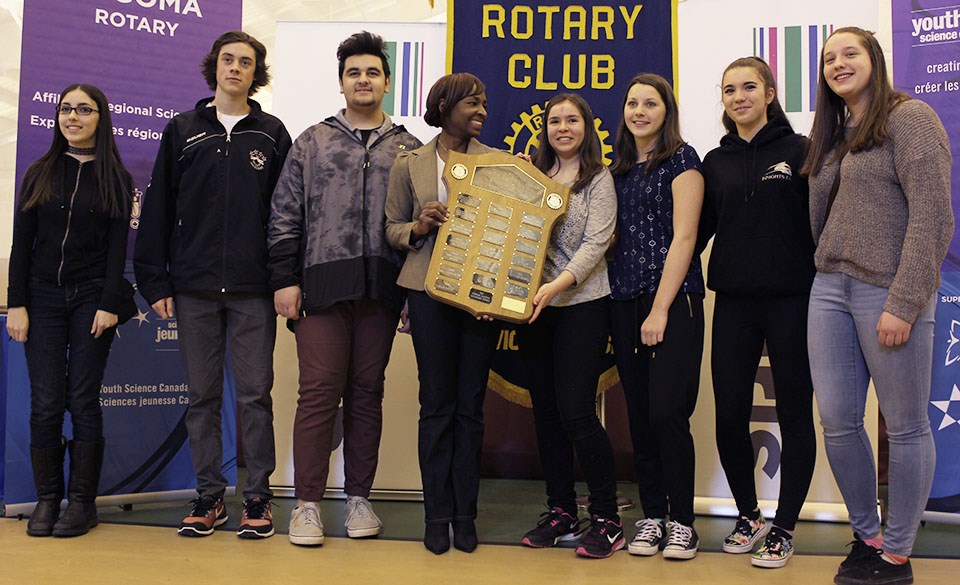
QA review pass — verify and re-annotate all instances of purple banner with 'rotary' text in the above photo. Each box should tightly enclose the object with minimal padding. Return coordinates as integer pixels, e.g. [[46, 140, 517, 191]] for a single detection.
[[4, 0, 242, 509], [892, 0, 960, 520]]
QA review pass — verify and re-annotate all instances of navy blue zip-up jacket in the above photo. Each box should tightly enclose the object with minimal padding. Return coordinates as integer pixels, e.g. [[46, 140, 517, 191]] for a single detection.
[[134, 98, 292, 304]]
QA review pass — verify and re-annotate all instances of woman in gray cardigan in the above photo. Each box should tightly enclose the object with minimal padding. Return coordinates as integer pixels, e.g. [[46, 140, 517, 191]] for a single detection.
[[385, 73, 498, 555], [513, 93, 620, 559]]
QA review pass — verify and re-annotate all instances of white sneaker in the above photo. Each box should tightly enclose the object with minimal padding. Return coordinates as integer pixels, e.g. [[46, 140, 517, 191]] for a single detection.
[[289, 502, 324, 546], [345, 496, 383, 538]]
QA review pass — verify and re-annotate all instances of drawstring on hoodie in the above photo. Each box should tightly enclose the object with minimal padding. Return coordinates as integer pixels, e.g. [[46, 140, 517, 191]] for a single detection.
[[745, 140, 759, 202]]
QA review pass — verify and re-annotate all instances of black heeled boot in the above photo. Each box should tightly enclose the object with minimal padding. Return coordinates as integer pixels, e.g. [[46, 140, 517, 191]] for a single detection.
[[53, 439, 104, 537], [27, 443, 65, 537], [424, 522, 451, 554], [453, 519, 478, 552]]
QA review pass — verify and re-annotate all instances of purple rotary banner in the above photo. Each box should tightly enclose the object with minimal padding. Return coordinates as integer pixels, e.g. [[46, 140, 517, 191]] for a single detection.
[[892, 0, 960, 519], [5, 0, 242, 509]]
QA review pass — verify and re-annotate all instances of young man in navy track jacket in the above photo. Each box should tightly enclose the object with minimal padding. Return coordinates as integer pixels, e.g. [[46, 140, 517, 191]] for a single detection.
[[134, 30, 292, 540]]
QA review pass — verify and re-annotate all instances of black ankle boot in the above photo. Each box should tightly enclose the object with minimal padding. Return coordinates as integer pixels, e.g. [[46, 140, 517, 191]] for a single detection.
[[27, 444, 65, 537], [453, 519, 478, 552], [53, 439, 104, 537], [424, 522, 451, 554]]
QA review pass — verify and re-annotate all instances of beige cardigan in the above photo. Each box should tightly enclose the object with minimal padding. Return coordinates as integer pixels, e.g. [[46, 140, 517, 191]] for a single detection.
[[385, 136, 497, 291]]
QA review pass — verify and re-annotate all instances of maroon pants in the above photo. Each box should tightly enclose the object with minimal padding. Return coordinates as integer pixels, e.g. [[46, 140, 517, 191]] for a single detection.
[[292, 299, 399, 501]]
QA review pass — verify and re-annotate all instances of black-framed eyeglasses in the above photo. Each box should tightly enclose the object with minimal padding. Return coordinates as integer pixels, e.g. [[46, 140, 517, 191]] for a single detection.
[[57, 105, 99, 116]]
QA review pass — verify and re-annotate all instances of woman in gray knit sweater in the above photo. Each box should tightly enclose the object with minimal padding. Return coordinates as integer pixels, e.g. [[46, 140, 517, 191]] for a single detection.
[[803, 27, 952, 585]]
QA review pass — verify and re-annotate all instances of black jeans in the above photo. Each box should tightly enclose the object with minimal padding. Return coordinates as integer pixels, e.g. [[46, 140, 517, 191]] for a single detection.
[[711, 293, 816, 531], [407, 291, 499, 523], [25, 281, 116, 449], [610, 293, 703, 526], [517, 298, 618, 519]]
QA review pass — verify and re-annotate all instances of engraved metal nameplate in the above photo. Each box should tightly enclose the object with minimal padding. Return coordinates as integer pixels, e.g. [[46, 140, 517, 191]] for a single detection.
[[425, 151, 569, 323]]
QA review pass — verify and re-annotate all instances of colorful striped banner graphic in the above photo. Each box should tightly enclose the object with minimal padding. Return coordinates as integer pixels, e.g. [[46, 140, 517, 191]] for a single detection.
[[384, 40, 425, 117], [754, 24, 834, 113]]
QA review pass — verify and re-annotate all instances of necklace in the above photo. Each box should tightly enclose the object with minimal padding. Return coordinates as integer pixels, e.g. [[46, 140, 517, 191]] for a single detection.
[[436, 139, 450, 156], [67, 145, 96, 156]]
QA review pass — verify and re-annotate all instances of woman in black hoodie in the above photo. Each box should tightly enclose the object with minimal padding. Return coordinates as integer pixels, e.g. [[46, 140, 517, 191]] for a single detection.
[[699, 57, 816, 569]]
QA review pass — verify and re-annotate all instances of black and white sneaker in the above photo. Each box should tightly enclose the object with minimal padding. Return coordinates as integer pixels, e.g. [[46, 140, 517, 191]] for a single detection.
[[628, 518, 665, 556], [575, 515, 625, 559], [662, 520, 699, 560], [521, 507, 582, 548]]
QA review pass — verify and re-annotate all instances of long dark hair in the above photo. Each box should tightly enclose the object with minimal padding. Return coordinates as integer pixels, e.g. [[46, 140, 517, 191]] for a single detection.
[[720, 56, 792, 134], [611, 73, 686, 175], [802, 27, 909, 176], [20, 83, 132, 218], [532, 93, 605, 194]]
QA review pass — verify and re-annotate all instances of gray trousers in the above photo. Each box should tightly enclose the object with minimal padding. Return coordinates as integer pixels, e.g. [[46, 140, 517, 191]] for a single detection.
[[175, 292, 277, 500]]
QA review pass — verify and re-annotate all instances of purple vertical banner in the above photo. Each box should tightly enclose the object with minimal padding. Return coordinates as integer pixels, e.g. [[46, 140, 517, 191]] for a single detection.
[[892, 0, 960, 520], [5, 0, 242, 511]]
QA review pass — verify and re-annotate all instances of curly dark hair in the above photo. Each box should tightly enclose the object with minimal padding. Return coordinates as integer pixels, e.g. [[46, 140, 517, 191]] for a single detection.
[[200, 30, 270, 96]]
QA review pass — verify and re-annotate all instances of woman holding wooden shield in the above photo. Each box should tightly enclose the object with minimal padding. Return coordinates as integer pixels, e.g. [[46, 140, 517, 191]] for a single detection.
[[385, 72, 499, 555]]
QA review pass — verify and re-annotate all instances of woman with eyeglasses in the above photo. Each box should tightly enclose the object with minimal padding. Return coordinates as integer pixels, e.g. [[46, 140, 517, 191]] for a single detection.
[[7, 83, 133, 537]]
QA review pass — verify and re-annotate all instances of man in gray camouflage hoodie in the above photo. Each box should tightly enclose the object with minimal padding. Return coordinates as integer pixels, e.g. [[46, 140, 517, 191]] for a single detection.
[[267, 31, 422, 547]]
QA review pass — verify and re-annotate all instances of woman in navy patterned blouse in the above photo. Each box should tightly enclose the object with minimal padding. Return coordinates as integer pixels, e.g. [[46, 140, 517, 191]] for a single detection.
[[606, 73, 705, 561]]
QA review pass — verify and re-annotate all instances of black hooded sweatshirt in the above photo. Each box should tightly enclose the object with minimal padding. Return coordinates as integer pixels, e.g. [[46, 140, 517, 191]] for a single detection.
[[699, 116, 815, 296]]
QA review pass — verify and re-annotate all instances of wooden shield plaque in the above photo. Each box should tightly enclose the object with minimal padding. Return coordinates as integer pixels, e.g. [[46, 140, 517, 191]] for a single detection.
[[425, 151, 570, 323]]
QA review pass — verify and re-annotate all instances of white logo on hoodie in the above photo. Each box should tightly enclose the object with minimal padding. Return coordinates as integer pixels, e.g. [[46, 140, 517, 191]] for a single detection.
[[762, 161, 792, 181]]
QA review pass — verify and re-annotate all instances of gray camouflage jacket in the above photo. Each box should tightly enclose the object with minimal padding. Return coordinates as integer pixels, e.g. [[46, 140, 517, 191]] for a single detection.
[[268, 111, 422, 314]]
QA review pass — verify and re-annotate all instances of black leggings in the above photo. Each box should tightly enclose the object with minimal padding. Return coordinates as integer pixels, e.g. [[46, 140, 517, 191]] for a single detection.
[[711, 293, 816, 531], [518, 298, 618, 519], [610, 293, 704, 526]]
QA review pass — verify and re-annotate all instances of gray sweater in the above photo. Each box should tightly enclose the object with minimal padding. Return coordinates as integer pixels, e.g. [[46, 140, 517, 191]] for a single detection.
[[545, 168, 617, 307], [809, 99, 953, 323]]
